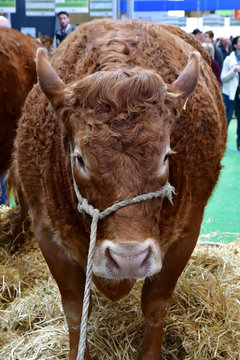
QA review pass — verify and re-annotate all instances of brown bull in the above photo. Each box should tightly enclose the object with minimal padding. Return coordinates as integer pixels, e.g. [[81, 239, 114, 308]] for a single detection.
[[12, 19, 226, 359], [0, 28, 39, 179]]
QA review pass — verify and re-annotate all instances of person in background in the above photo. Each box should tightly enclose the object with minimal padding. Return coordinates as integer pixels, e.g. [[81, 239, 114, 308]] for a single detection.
[[0, 15, 11, 28], [204, 30, 223, 70], [202, 42, 221, 85], [191, 28, 205, 43], [53, 11, 75, 49], [221, 36, 240, 151], [218, 37, 232, 61], [0, 175, 7, 205]]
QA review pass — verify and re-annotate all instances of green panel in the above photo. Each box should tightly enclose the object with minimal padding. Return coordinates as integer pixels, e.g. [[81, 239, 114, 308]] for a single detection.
[[90, 8, 112, 11], [0, 2, 15, 6], [26, 0, 54, 2], [0, 5, 16, 12], [26, 8, 54, 11], [199, 120, 240, 244], [55, 0, 88, 5], [0, 0, 15, 4], [25, 0, 55, 16], [55, 5, 87, 8], [215, 10, 234, 16]]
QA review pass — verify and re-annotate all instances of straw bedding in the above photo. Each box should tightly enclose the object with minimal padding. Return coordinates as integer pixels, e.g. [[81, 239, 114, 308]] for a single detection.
[[0, 205, 240, 360]]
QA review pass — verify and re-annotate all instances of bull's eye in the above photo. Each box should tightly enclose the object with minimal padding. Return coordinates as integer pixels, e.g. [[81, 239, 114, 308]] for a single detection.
[[73, 148, 90, 179], [77, 155, 84, 165], [163, 154, 169, 162]]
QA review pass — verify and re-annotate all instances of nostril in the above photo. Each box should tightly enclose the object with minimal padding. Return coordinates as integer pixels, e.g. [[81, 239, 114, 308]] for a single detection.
[[140, 246, 152, 268], [105, 248, 120, 270]]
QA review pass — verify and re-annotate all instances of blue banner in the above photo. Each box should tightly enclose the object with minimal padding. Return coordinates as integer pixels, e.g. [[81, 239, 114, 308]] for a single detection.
[[121, 0, 240, 12]]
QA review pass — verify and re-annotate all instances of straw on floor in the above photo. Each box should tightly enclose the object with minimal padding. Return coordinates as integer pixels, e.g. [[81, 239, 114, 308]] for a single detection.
[[0, 205, 240, 360]]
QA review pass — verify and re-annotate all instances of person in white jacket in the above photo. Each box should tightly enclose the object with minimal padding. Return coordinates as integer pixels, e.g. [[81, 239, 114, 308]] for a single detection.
[[221, 36, 240, 151]]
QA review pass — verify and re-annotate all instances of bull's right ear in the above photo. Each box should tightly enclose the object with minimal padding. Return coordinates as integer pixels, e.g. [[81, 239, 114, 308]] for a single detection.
[[36, 48, 67, 112]]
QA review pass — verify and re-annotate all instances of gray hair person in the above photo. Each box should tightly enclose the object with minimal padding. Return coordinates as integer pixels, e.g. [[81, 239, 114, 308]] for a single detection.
[[0, 15, 11, 28]]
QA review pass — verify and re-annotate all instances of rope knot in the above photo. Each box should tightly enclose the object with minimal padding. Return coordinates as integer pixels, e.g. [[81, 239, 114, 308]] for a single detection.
[[78, 198, 99, 218], [77, 198, 88, 214]]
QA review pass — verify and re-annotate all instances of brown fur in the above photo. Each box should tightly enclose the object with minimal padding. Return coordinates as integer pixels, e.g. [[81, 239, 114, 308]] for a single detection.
[[12, 19, 226, 360], [0, 28, 39, 178]]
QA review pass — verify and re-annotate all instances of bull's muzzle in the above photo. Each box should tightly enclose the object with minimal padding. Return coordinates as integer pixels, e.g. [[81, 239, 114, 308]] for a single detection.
[[93, 239, 162, 279]]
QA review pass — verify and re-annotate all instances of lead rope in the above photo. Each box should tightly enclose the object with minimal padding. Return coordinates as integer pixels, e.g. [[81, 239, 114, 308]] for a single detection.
[[70, 144, 175, 360]]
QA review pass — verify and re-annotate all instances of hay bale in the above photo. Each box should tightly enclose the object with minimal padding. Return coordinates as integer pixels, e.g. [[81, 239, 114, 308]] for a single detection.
[[0, 205, 31, 253], [0, 205, 240, 359]]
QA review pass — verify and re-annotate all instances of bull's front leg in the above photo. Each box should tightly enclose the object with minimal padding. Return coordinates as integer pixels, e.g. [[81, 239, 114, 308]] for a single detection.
[[139, 206, 204, 360], [34, 218, 91, 360], [140, 273, 176, 360]]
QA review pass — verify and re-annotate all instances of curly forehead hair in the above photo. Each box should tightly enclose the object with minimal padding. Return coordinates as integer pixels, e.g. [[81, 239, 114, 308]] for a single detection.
[[70, 68, 166, 115]]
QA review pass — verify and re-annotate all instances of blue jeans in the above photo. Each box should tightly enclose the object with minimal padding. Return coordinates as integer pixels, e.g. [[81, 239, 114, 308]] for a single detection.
[[0, 174, 7, 204], [222, 92, 240, 147]]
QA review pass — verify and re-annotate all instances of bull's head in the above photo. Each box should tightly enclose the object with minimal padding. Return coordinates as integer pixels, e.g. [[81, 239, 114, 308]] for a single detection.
[[36, 48, 199, 280]]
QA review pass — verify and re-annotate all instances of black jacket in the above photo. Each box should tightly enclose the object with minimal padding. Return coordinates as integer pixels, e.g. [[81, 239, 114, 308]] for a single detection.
[[54, 24, 75, 48]]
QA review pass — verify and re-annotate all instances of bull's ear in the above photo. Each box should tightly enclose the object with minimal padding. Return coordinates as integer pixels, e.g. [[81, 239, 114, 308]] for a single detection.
[[166, 51, 200, 108], [36, 48, 67, 111]]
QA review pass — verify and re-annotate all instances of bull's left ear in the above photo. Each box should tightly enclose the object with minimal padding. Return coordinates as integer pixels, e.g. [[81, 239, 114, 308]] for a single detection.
[[36, 48, 68, 112], [166, 51, 200, 109]]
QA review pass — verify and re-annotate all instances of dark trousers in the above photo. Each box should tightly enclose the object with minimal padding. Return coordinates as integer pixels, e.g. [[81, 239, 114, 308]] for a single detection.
[[223, 92, 240, 147]]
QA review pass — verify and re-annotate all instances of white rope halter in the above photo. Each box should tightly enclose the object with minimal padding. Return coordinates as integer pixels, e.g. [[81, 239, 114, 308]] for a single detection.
[[70, 144, 175, 360]]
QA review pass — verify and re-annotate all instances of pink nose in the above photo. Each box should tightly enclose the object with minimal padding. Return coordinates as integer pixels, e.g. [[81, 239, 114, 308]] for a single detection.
[[105, 243, 152, 279]]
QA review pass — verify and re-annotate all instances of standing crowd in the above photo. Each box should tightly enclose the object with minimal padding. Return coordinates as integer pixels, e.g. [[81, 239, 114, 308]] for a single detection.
[[192, 28, 240, 151]]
